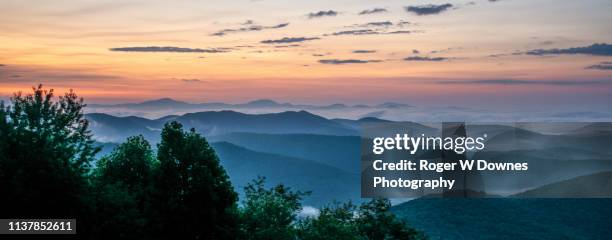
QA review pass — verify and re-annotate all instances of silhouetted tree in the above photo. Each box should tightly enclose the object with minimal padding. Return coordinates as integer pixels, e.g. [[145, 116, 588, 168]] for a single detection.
[[93, 135, 157, 239], [297, 202, 361, 240], [356, 198, 426, 240], [0, 85, 427, 240], [297, 198, 425, 240], [0, 85, 98, 218], [239, 176, 310, 240], [153, 121, 239, 239]]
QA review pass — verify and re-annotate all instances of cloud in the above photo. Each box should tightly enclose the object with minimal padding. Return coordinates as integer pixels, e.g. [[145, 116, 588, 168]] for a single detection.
[[109, 46, 231, 53], [347, 21, 406, 29], [260, 37, 320, 44], [539, 40, 555, 46], [211, 22, 289, 36], [386, 30, 413, 34], [353, 50, 376, 54], [362, 21, 393, 27], [404, 56, 449, 61], [524, 43, 612, 56], [435, 79, 612, 86], [318, 59, 382, 65], [0, 65, 123, 84], [404, 4, 454, 15], [274, 44, 301, 48], [308, 10, 338, 19], [585, 62, 612, 70], [328, 29, 413, 36], [359, 8, 388, 15], [397, 20, 412, 27], [330, 29, 379, 36], [181, 78, 204, 83]]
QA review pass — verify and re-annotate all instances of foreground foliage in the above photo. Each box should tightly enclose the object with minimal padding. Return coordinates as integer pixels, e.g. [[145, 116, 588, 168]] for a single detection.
[[0, 86, 424, 239]]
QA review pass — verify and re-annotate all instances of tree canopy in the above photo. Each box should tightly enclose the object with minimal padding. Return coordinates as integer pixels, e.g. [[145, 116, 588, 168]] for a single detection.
[[0, 85, 98, 218], [0, 85, 425, 240]]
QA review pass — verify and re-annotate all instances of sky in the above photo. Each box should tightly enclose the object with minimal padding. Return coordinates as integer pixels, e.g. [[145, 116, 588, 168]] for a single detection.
[[0, 0, 611, 108]]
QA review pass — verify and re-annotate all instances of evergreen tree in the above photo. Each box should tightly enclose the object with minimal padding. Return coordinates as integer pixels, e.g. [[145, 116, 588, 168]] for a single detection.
[[153, 121, 238, 239]]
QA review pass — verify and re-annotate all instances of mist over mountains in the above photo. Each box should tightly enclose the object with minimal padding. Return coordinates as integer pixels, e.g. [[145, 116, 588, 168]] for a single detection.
[[88, 108, 612, 207], [89, 98, 413, 111], [85, 98, 612, 122], [86, 104, 612, 238], [86, 110, 358, 143]]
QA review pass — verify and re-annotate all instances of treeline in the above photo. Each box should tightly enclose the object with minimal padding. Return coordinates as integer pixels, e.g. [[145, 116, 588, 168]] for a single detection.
[[0, 86, 425, 240]]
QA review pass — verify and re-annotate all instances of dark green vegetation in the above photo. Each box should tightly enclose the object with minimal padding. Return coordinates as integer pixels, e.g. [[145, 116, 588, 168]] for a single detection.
[[513, 171, 612, 197], [0, 86, 422, 239], [392, 198, 612, 240]]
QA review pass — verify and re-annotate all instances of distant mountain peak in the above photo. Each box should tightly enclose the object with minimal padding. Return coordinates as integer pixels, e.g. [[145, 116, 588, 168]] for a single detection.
[[376, 102, 412, 109], [357, 117, 392, 123], [245, 99, 280, 105], [141, 98, 188, 105]]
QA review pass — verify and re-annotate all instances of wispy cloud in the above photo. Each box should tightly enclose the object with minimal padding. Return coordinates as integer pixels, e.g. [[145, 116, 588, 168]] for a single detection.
[[211, 22, 289, 36], [361, 21, 393, 27], [308, 10, 338, 19], [353, 50, 376, 54], [404, 56, 449, 61], [359, 8, 388, 15], [405, 4, 454, 15], [0, 66, 122, 83], [109, 46, 231, 53], [585, 61, 612, 70], [436, 79, 612, 86], [329, 29, 379, 36], [318, 59, 382, 65], [346, 20, 412, 29], [328, 29, 413, 36], [386, 30, 414, 34], [181, 78, 204, 83], [260, 37, 320, 44], [274, 44, 301, 48], [524, 43, 612, 56]]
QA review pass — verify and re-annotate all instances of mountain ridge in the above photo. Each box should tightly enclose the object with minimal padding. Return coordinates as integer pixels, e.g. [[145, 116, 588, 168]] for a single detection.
[[88, 98, 414, 111]]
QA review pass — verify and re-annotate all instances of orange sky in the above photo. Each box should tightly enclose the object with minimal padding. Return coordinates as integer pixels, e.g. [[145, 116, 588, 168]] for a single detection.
[[0, 0, 610, 106]]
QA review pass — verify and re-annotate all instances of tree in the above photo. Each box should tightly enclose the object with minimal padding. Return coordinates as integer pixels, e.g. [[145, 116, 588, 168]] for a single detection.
[[356, 198, 426, 240], [239, 176, 310, 240], [153, 121, 238, 239], [0, 85, 98, 218], [297, 202, 361, 240], [297, 199, 426, 240], [93, 135, 157, 239], [96, 135, 156, 190]]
